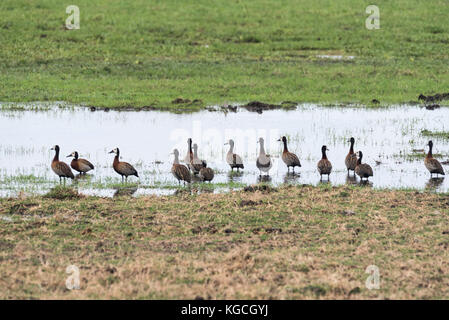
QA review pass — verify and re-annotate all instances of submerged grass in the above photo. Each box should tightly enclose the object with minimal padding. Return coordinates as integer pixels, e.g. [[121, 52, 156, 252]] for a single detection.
[[421, 130, 449, 140], [1, 0, 449, 109], [0, 185, 448, 299]]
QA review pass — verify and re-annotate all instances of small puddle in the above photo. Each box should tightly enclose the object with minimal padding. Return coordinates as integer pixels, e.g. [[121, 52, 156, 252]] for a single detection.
[[0, 103, 448, 196]]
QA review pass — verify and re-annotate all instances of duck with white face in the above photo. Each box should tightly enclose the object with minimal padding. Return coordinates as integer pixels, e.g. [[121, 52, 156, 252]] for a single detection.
[[256, 137, 272, 176], [171, 149, 191, 185], [67, 151, 94, 174], [354, 151, 373, 181], [224, 139, 244, 171], [317, 145, 332, 180], [425, 140, 445, 177], [50, 145, 74, 183], [108, 147, 139, 182], [277, 136, 301, 173]]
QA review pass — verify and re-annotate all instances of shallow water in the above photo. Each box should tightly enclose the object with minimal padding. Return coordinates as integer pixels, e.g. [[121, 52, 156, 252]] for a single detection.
[[0, 103, 448, 197]]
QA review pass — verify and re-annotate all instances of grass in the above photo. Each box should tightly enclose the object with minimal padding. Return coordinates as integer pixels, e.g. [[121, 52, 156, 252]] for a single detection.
[[1, 185, 449, 299], [1, 0, 449, 109], [421, 129, 449, 140]]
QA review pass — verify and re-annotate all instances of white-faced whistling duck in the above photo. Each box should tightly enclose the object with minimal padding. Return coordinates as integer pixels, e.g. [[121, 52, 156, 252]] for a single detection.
[[171, 149, 191, 185], [67, 151, 94, 174], [199, 166, 214, 182], [278, 136, 301, 173], [192, 143, 207, 174], [108, 148, 139, 182], [425, 140, 445, 177], [184, 138, 195, 172], [345, 137, 357, 175], [355, 151, 373, 181], [225, 139, 244, 171], [256, 137, 272, 176], [50, 145, 74, 183], [317, 145, 332, 180]]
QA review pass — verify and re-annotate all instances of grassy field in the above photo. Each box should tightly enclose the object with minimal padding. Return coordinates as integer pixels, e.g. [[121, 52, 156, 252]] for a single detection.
[[1, 185, 448, 299], [1, 0, 449, 109]]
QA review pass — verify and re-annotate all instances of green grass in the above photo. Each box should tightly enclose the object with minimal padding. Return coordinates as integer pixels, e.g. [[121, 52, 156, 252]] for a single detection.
[[421, 129, 449, 140], [1, 0, 449, 109]]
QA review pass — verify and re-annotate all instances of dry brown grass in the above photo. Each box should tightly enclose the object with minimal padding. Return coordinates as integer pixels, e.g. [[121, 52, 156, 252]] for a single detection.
[[0, 185, 448, 299]]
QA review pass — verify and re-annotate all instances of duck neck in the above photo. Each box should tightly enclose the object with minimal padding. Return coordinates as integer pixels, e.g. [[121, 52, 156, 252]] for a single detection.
[[114, 150, 120, 164], [428, 144, 433, 158], [349, 140, 354, 154], [173, 153, 180, 165], [283, 140, 288, 153], [228, 143, 234, 154], [357, 154, 362, 165], [74, 152, 79, 160], [321, 149, 327, 160], [53, 149, 59, 162], [188, 141, 193, 160], [259, 142, 266, 156], [193, 147, 198, 158]]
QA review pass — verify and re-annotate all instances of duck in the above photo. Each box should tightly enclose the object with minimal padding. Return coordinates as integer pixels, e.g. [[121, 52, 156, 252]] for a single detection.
[[199, 166, 214, 182], [317, 145, 332, 180], [355, 151, 373, 181], [425, 140, 445, 177], [278, 136, 301, 173], [192, 143, 207, 174], [184, 138, 197, 173], [171, 149, 191, 185], [108, 148, 139, 182], [50, 145, 74, 183], [345, 137, 357, 175], [67, 151, 94, 174], [256, 137, 272, 176], [225, 139, 244, 171]]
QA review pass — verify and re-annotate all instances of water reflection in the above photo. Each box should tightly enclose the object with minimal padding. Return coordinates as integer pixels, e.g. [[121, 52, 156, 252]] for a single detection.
[[113, 187, 138, 198], [0, 103, 448, 197], [425, 177, 445, 191], [257, 175, 272, 183], [283, 172, 300, 184], [345, 174, 358, 185]]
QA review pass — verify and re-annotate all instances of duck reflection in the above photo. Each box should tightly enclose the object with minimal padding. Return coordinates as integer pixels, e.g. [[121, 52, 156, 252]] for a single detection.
[[426, 177, 444, 191], [358, 180, 373, 188], [113, 187, 137, 198], [257, 175, 272, 183], [345, 174, 357, 185], [283, 172, 300, 184], [228, 171, 244, 183]]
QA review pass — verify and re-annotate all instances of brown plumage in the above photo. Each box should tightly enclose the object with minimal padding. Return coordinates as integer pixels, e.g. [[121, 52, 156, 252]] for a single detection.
[[50, 145, 74, 182], [345, 137, 357, 174], [425, 140, 445, 177], [355, 151, 373, 180], [199, 166, 214, 182], [225, 139, 244, 171], [184, 138, 205, 173], [109, 148, 139, 182], [191, 143, 207, 174], [317, 145, 332, 180], [67, 151, 94, 174], [278, 136, 301, 172], [172, 149, 191, 185]]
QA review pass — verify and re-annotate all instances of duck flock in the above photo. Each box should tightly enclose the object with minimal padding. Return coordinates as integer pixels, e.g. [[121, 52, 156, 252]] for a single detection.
[[48, 136, 446, 187]]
